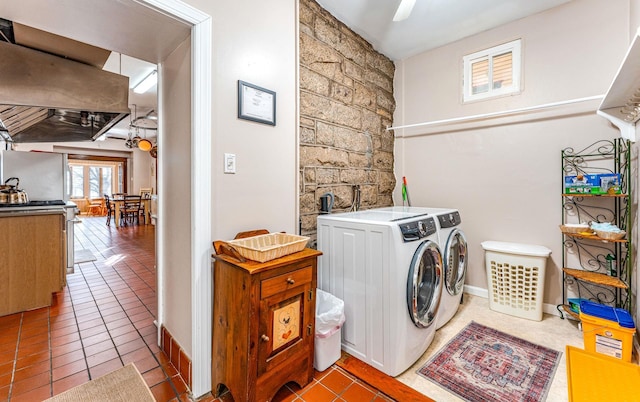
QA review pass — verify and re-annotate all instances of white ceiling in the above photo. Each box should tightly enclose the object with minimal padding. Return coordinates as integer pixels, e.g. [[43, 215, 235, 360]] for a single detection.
[[0, 1, 190, 65], [316, 0, 571, 60], [102, 52, 158, 138]]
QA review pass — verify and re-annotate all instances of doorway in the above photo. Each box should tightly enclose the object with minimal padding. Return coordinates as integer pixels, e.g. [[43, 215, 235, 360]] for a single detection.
[[0, 0, 212, 396]]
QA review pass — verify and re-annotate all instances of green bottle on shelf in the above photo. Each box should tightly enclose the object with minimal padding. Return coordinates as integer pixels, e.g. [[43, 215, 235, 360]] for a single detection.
[[605, 254, 617, 277]]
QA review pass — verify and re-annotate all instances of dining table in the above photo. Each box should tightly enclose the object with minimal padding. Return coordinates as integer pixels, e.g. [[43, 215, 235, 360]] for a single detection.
[[111, 195, 151, 227]]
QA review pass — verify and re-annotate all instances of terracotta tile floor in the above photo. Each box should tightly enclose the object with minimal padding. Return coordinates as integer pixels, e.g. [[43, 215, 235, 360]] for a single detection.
[[0, 216, 399, 402], [0, 215, 190, 401], [203, 366, 395, 402]]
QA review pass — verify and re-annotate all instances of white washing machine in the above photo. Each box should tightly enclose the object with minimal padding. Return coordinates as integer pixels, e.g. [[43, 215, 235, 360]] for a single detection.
[[377, 207, 468, 329], [317, 209, 443, 376]]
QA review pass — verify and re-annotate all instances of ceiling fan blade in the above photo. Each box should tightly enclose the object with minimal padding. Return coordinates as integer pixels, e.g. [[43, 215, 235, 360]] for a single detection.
[[393, 0, 416, 22]]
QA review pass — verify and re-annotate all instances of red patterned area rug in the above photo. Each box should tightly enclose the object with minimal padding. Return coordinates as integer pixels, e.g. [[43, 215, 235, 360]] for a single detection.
[[418, 321, 561, 402]]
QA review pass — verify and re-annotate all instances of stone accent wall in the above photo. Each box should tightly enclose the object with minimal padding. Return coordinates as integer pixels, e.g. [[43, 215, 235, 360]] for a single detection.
[[299, 0, 396, 243]]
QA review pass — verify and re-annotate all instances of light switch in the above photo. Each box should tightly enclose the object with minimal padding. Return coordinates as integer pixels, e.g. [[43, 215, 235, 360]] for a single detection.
[[224, 153, 236, 174]]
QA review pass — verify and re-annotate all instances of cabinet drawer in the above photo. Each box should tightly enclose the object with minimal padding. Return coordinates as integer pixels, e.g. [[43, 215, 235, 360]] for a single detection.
[[261, 267, 313, 299]]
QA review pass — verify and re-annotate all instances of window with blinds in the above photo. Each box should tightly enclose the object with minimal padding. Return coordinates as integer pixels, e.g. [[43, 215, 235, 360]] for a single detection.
[[463, 39, 521, 102]]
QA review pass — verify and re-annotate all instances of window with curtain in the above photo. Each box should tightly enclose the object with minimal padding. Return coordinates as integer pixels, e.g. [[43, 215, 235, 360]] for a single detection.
[[463, 39, 521, 102]]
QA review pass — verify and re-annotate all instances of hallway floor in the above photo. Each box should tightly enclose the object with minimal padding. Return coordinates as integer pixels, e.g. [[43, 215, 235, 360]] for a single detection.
[[0, 216, 190, 401]]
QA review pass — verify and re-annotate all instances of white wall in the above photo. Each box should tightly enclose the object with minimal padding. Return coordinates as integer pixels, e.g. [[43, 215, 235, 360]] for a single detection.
[[158, 0, 299, 362], [131, 148, 155, 195], [187, 0, 299, 241], [159, 36, 193, 353], [393, 0, 629, 307]]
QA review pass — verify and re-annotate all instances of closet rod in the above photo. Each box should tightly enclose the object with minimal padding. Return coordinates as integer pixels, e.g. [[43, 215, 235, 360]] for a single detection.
[[386, 95, 604, 131]]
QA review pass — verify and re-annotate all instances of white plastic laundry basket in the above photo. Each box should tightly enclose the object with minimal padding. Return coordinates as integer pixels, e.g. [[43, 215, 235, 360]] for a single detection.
[[481, 241, 551, 321]]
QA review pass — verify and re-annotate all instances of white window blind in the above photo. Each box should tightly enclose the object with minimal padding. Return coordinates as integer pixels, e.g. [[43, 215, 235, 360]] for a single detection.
[[464, 39, 521, 102]]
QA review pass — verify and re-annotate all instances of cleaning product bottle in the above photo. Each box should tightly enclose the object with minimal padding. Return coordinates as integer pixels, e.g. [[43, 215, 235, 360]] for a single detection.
[[605, 254, 617, 277]]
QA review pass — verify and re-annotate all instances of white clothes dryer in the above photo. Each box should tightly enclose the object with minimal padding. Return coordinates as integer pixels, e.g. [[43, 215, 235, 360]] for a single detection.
[[435, 210, 467, 329], [317, 209, 443, 376], [376, 207, 468, 329]]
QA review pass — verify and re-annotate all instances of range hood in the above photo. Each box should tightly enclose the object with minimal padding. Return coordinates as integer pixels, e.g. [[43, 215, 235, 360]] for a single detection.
[[0, 40, 130, 143]]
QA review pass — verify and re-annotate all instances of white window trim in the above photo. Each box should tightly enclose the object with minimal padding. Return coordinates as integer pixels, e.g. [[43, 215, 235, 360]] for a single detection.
[[69, 162, 121, 199], [463, 39, 522, 103]]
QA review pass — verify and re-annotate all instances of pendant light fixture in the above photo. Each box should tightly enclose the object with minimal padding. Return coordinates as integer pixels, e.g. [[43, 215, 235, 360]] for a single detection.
[[130, 105, 141, 146], [128, 104, 158, 153], [124, 108, 134, 149], [132, 128, 141, 147], [138, 127, 153, 151]]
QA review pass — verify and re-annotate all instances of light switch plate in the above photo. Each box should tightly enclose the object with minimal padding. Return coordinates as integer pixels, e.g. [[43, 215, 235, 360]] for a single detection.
[[224, 153, 236, 174]]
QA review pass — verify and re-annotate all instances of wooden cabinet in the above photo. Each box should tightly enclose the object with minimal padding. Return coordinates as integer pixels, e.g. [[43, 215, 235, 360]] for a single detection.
[[0, 211, 66, 316], [212, 248, 322, 402]]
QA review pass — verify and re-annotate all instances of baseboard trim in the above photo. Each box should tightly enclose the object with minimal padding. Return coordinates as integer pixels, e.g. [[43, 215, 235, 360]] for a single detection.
[[463, 285, 562, 318], [463, 285, 487, 298], [160, 325, 192, 390], [335, 352, 434, 402]]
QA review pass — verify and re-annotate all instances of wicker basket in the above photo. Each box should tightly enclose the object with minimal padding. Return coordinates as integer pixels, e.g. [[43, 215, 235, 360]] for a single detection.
[[559, 224, 592, 234], [593, 229, 626, 241], [226, 233, 310, 262]]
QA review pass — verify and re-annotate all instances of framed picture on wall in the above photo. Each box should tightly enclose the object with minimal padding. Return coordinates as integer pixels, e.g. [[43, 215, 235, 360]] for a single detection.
[[237, 80, 276, 126]]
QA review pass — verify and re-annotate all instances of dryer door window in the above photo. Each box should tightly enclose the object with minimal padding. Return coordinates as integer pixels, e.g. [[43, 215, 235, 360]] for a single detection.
[[443, 229, 468, 296], [407, 240, 443, 328]]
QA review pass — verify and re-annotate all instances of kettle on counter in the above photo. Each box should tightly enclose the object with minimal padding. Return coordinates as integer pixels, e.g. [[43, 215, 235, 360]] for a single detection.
[[0, 177, 29, 205], [319, 192, 334, 214]]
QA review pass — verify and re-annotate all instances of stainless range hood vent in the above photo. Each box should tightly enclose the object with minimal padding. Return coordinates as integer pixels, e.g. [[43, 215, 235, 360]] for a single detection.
[[0, 41, 129, 143]]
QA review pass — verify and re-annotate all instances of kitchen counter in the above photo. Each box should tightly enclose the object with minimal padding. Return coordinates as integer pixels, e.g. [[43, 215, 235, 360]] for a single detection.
[[0, 200, 70, 213], [0, 205, 67, 316], [0, 207, 66, 217]]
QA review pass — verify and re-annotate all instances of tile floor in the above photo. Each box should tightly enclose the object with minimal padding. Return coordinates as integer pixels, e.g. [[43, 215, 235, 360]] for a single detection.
[[208, 367, 396, 402], [0, 215, 587, 401], [0, 216, 188, 401]]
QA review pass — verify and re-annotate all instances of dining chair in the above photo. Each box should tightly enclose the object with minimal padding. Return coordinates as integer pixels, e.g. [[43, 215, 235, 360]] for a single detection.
[[139, 187, 153, 199], [104, 194, 114, 226], [121, 195, 142, 226], [87, 198, 103, 216], [138, 189, 152, 223]]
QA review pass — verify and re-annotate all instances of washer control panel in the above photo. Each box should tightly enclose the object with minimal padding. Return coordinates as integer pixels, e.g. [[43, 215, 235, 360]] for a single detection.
[[399, 217, 437, 242], [438, 211, 461, 228]]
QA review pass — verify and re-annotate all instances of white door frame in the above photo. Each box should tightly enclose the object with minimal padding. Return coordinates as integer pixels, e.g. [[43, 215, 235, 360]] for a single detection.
[[136, 0, 212, 397]]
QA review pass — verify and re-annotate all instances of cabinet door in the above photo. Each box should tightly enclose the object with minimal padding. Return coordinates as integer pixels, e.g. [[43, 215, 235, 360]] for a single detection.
[[0, 213, 64, 315], [257, 276, 313, 376]]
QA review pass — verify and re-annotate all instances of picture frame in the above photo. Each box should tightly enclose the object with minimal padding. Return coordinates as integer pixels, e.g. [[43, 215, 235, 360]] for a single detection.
[[237, 80, 276, 126]]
